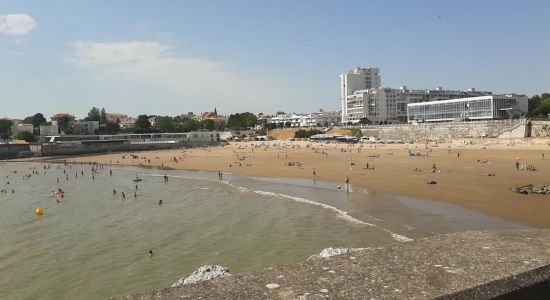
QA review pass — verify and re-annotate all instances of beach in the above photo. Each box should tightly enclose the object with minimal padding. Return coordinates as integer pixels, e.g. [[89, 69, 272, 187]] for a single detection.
[[71, 141, 550, 228]]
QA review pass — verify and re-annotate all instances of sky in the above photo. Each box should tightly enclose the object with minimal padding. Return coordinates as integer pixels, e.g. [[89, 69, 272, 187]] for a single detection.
[[1, 0, 549, 119]]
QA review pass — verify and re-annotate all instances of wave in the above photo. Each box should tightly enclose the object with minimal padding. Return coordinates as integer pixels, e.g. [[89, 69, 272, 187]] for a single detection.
[[133, 171, 413, 243]]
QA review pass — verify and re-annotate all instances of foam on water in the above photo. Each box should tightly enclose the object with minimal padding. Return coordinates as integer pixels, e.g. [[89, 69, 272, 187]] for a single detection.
[[133, 171, 413, 243]]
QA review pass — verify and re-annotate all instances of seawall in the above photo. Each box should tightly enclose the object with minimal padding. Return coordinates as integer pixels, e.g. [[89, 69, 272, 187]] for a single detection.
[[115, 230, 550, 300], [29, 140, 218, 157], [0, 144, 32, 159]]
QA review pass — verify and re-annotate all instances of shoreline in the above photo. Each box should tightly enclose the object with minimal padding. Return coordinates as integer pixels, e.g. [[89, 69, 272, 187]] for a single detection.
[[59, 140, 550, 228]]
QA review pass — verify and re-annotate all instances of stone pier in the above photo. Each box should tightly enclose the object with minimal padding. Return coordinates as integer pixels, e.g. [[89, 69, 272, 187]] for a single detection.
[[115, 230, 550, 299]]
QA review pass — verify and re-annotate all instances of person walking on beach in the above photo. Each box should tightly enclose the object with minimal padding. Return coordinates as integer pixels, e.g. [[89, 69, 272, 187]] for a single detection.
[[122, 192, 126, 199], [345, 176, 350, 191], [457, 152, 460, 159], [515, 160, 520, 170], [312, 168, 316, 176], [164, 174, 169, 182], [432, 164, 437, 173]]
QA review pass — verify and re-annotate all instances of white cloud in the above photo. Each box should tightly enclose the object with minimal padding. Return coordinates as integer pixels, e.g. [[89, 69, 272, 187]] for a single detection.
[[0, 14, 37, 35], [67, 41, 287, 112]]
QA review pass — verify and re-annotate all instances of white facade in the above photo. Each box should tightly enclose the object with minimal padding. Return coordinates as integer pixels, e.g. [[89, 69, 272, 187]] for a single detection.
[[72, 121, 100, 135], [340, 67, 381, 122], [269, 114, 317, 127], [407, 94, 528, 123], [11, 123, 33, 136], [344, 86, 493, 124], [39, 125, 59, 136], [311, 110, 341, 126]]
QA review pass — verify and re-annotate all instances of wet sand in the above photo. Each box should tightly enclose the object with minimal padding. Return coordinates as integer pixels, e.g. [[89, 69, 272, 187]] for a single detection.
[[70, 141, 550, 228]]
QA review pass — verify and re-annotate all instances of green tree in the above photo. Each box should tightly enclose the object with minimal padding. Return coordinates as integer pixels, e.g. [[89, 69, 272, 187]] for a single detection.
[[227, 112, 258, 129], [100, 108, 107, 124], [134, 115, 152, 133], [15, 131, 35, 142], [85, 107, 101, 122], [57, 115, 74, 134], [200, 119, 215, 130], [0, 119, 14, 140], [154, 116, 176, 132], [358, 117, 371, 125], [179, 119, 199, 132], [531, 98, 550, 118], [23, 113, 47, 128]]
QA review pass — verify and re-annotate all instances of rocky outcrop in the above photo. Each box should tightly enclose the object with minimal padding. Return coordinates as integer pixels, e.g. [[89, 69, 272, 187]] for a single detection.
[[307, 247, 368, 260], [513, 184, 550, 195], [171, 265, 231, 287]]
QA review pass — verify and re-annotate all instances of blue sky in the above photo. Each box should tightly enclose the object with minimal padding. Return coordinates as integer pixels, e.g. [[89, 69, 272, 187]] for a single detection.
[[1, 0, 548, 119]]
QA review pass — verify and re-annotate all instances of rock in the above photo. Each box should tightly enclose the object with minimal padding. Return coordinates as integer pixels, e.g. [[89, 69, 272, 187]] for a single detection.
[[266, 283, 280, 289], [308, 247, 368, 260], [172, 265, 231, 287], [513, 184, 550, 195]]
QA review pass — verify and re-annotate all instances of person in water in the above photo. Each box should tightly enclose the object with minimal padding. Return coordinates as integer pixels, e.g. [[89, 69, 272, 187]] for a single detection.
[[158, 199, 163, 205], [122, 192, 126, 199], [149, 250, 154, 257]]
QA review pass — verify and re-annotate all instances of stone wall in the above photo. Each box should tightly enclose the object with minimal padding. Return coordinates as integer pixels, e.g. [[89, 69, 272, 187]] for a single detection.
[[361, 121, 527, 143], [0, 144, 32, 159], [531, 121, 550, 138]]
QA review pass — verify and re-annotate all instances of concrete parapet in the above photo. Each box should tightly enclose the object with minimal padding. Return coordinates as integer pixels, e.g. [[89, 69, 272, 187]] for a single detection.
[[115, 230, 550, 299]]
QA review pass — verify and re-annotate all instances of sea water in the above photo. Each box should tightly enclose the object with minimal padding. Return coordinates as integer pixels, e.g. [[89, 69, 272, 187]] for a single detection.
[[0, 162, 395, 299]]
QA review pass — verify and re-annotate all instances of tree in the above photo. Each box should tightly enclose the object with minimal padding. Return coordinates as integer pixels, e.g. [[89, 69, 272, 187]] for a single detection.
[[531, 98, 550, 118], [98, 121, 120, 134], [15, 131, 35, 142], [200, 119, 215, 130], [179, 119, 199, 132], [154, 116, 176, 132], [134, 115, 152, 133], [23, 113, 47, 128], [265, 123, 277, 130], [85, 107, 101, 122], [0, 119, 13, 140], [284, 121, 292, 128], [358, 117, 371, 125], [57, 115, 74, 134], [100, 108, 107, 124], [227, 112, 258, 130]]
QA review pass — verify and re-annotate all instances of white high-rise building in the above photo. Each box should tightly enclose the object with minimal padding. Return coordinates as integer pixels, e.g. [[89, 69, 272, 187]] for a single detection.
[[340, 67, 381, 123]]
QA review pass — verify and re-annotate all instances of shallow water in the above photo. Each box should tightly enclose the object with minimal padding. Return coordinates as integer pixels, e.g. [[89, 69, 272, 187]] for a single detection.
[[0, 162, 396, 300]]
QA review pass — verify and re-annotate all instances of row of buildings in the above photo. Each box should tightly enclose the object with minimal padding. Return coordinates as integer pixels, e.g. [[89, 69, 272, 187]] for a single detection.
[[340, 67, 528, 124]]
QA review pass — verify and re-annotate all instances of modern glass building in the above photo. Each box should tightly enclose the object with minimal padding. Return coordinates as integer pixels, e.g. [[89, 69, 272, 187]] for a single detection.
[[407, 94, 528, 123]]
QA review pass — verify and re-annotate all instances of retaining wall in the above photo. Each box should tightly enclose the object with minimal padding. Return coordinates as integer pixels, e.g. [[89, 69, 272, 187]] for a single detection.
[[32, 140, 218, 157], [361, 122, 527, 142], [531, 121, 550, 138], [0, 144, 32, 159]]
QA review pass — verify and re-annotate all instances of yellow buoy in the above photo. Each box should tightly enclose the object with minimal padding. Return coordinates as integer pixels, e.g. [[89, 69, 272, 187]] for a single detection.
[[35, 207, 44, 215]]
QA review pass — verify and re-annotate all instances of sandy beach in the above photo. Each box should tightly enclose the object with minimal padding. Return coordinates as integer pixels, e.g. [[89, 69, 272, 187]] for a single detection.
[[70, 141, 550, 228]]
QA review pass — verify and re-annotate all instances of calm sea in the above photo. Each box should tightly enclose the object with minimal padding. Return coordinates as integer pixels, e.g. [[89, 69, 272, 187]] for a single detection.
[[0, 162, 524, 299]]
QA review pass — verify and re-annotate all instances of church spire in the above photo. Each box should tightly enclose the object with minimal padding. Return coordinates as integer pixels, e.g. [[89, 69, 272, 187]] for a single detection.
[[214, 107, 217, 116]]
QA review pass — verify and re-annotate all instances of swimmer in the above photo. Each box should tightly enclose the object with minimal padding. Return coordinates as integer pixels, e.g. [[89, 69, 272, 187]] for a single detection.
[[158, 199, 163, 205], [113, 189, 117, 195], [149, 250, 154, 257]]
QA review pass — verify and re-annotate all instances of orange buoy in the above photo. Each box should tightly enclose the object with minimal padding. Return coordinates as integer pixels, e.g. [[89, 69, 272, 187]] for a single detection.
[[35, 207, 44, 215]]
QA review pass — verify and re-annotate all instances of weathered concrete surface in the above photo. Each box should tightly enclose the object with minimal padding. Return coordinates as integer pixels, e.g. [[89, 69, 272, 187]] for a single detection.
[[115, 230, 550, 300]]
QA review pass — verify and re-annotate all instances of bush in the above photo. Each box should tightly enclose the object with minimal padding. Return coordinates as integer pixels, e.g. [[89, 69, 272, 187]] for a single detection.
[[295, 129, 323, 139], [15, 131, 35, 142], [350, 128, 363, 138]]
